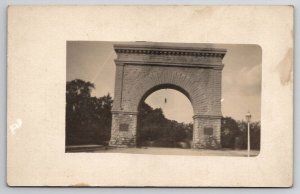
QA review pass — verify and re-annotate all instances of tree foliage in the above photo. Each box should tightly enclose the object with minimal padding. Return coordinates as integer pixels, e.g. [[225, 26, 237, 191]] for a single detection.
[[221, 117, 261, 150], [137, 102, 193, 148], [66, 79, 112, 145], [236, 120, 261, 150], [221, 117, 240, 148]]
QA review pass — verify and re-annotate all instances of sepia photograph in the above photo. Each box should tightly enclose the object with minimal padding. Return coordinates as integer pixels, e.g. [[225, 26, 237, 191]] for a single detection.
[[7, 5, 292, 187], [66, 41, 261, 156]]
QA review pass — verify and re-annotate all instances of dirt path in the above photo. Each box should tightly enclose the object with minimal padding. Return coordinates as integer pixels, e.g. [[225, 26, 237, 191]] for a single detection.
[[89, 147, 260, 157]]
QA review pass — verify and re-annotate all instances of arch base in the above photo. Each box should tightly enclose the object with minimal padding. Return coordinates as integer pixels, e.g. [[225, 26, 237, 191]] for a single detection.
[[109, 112, 137, 147], [109, 111, 222, 149], [192, 116, 222, 149]]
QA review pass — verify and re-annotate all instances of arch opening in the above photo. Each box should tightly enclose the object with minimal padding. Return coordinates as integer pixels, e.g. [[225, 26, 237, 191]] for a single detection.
[[137, 83, 194, 112], [136, 86, 194, 149]]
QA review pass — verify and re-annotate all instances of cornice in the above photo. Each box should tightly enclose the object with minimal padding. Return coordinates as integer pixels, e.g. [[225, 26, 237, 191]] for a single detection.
[[111, 110, 138, 115], [114, 44, 227, 59], [193, 115, 223, 119], [114, 48, 226, 59]]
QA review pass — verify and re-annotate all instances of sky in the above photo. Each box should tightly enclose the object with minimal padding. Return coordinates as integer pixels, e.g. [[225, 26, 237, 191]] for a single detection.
[[67, 41, 261, 123]]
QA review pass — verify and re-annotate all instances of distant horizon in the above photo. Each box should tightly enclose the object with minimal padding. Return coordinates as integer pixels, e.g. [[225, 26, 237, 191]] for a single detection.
[[67, 41, 261, 123]]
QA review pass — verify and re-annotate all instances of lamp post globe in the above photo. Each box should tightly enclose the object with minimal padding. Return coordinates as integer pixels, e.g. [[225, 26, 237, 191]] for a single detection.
[[246, 111, 252, 123]]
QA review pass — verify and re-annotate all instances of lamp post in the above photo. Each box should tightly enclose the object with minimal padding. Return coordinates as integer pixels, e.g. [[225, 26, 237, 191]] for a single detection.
[[245, 111, 252, 157]]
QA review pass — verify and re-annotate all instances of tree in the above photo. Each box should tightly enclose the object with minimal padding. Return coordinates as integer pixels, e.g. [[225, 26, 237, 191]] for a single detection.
[[220, 117, 261, 150], [221, 117, 240, 148], [66, 79, 113, 146], [236, 120, 261, 150], [137, 102, 166, 143], [137, 101, 193, 148]]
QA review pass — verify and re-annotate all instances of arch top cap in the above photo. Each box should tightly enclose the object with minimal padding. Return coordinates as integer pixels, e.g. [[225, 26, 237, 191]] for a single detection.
[[113, 42, 227, 59]]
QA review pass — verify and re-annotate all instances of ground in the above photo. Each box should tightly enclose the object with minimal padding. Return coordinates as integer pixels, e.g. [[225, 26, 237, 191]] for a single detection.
[[66, 145, 260, 157]]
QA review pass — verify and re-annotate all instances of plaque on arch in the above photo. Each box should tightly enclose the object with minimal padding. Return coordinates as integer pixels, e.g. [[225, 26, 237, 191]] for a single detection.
[[204, 127, 214, 135], [119, 123, 129, 132]]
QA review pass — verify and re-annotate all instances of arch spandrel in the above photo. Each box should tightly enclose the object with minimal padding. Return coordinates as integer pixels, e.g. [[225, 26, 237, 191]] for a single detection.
[[123, 68, 201, 114], [121, 65, 218, 116]]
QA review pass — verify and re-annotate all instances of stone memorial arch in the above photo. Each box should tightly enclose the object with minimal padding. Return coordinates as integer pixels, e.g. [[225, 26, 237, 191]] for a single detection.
[[109, 43, 227, 149]]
